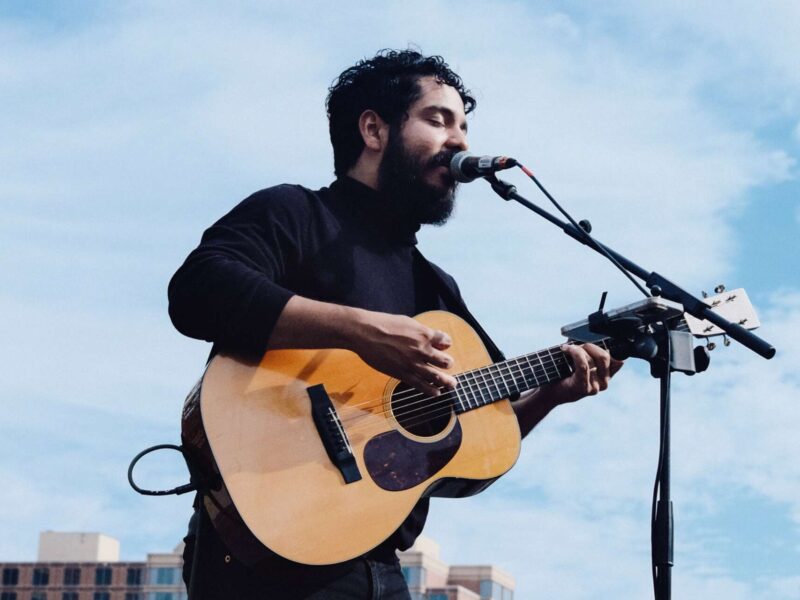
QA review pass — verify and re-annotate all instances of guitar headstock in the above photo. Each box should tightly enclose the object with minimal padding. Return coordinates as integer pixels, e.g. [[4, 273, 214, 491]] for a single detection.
[[682, 287, 761, 338]]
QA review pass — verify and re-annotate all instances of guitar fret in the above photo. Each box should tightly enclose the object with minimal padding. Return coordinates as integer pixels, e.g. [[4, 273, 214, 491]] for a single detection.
[[464, 370, 482, 407], [453, 382, 467, 412], [548, 347, 571, 380], [485, 365, 503, 402], [474, 367, 491, 406], [511, 357, 529, 391], [520, 355, 535, 388], [535, 351, 552, 384], [458, 373, 475, 410], [497, 362, 514, 397]]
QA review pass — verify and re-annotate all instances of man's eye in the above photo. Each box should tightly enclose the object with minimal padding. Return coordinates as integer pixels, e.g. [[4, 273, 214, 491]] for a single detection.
[[428, 119, 444, 127]]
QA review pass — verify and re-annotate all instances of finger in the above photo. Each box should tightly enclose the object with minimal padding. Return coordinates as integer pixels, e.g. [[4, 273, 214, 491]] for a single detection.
[[561, 345, 594, 395], [406, 375, 442, 397], [430, 330, 452, 350], [418, 364, 457, 390], [427, 349, 454, 370], [583, 343, 612, 390]]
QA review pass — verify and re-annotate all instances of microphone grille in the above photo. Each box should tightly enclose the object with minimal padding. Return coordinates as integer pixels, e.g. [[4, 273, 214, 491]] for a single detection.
[[450, 151, 474, 183]]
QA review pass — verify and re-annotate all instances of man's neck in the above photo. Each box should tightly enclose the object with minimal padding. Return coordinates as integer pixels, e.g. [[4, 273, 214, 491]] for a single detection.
[[346, 159, 380, 191]]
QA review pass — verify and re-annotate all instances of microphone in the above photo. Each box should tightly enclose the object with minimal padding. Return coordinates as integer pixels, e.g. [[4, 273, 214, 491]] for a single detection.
[[450, 151, 518, 182]]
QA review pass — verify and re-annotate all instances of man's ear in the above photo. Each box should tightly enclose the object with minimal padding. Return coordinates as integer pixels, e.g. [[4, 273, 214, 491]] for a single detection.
[[357, 110, 390, 152]]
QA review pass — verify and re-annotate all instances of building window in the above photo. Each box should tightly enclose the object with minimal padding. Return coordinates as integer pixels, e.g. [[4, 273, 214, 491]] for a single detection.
[[62, 593, 79, 600], [146, 593, 187, 600], [31, 593, 47, 600], [479, 580, 503, 599], [125, 593, 142, 600], [502, 586, 513, 600], [149, 567, 180, 586], [401, 566, 425, 587], [32, 567, 50, 586], [127, 567, 143, 585], [95, 566, 112, 586], [1, 568, 19, 585], [94, 592, 111, 600], [428, 594, 448, 600], [63, 567, 81, 586], [0, 592, 17, 600]]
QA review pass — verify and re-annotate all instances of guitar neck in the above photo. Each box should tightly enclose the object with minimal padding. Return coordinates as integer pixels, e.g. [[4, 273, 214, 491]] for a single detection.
[[452, 338, 612, 413]]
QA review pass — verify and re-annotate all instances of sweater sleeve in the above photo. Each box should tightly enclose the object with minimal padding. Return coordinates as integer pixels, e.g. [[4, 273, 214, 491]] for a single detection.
[[168, 185, 315, 358]]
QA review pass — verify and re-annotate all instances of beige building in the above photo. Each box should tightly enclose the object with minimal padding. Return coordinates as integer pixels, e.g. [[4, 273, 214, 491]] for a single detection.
[[1, 532, 512, 600], [399, 536, 515, 600], [0, 532, 183, 600]]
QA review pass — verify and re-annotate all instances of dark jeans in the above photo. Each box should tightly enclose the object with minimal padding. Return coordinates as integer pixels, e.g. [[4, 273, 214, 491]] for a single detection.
[[183, 509, 412, 599]]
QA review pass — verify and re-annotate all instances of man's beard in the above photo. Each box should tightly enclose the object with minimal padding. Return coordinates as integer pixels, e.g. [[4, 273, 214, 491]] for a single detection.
[[377, 132, 458, 228]]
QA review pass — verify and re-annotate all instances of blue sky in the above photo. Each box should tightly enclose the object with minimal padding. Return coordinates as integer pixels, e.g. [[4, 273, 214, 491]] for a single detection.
[[2, 2, 799, 598]]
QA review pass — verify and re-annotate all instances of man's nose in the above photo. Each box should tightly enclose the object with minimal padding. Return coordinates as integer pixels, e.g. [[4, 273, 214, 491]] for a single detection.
[[446, 127, 468, 152]]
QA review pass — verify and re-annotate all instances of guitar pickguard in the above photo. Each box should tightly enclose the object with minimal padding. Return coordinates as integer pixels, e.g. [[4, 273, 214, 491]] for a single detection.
[[363, 421, 462, 491]]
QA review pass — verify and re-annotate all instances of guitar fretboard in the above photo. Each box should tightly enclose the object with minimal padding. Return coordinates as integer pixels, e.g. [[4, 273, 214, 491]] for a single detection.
[[452, 339, 611, 413]]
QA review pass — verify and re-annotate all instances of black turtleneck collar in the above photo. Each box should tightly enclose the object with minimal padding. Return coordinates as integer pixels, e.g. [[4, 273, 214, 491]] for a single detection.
[[329, 176, 420, 246]]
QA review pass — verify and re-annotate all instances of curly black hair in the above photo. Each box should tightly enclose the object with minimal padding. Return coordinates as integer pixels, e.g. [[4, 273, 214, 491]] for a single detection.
[[326, 49, 476, 177]]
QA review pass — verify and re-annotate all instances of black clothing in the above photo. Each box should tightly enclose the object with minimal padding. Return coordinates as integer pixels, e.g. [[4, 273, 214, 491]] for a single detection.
[[170, 177, 446, 360], [183, 510, 411, 600], [169, 176, 503, 592]]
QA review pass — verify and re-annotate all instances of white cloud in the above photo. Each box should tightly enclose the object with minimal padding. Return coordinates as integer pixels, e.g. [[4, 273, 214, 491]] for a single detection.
[[1, 1, 798, 596], [424, 291, 800, 598]]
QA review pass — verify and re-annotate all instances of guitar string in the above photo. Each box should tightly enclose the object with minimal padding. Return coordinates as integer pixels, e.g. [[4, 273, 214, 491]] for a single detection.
[[338, 338, 608, 425], [337, 352, 572, 433], [340, 339, 592, 415], [336, 339, 611, 433], [336, 357, 569, 436], [393, 358, 571, 432], [338, 348, 566, 424], [394, 351, 571, 424]]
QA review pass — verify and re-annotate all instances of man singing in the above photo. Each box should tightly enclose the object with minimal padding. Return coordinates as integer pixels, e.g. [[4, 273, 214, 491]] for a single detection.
[[169, 48, 621, 599]]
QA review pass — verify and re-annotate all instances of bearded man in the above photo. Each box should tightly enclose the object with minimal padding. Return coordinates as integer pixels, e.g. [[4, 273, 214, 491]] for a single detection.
[[169, 49, 619, 599]]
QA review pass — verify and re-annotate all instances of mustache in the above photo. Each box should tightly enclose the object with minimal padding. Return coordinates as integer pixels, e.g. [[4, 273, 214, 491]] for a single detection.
[[427, 150, 458, 170]]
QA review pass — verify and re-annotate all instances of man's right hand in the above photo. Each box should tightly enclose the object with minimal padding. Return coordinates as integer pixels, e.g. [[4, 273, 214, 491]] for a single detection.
[[267, 296, 457, 397], [348, 311, 458, 397]]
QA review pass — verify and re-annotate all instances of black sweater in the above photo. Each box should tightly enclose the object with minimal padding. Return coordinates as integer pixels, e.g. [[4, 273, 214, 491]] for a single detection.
[[169, 176, 501, 567]]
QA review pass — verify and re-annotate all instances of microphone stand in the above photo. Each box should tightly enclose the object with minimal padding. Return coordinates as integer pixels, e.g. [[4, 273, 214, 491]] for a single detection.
[[482, 174, 775, 600]]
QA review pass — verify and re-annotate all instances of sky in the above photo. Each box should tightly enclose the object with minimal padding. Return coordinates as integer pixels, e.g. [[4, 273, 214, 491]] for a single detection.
[[1, 1, 799, 598]]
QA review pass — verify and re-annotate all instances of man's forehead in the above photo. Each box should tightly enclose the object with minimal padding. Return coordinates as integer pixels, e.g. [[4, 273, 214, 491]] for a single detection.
[[412, 76, 466, 114]]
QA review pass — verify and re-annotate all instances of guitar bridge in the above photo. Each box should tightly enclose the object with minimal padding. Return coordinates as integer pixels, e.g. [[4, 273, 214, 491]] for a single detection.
[[307, 384, 362, 484]]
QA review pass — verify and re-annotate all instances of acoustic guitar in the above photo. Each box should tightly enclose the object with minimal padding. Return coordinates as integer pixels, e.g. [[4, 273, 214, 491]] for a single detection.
[[180, 290, 757, 566]]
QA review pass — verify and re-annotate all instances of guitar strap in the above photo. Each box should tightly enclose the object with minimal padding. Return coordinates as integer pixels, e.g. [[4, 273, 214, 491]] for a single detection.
[[413, 247, 506, 364]]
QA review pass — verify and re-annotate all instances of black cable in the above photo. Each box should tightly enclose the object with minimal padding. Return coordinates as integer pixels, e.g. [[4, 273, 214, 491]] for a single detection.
[[127, 444, 198, 496], [128, 443, 210, 599]]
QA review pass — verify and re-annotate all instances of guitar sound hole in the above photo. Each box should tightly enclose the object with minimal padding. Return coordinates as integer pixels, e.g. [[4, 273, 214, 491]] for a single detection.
[[391, 383, 452, 437]]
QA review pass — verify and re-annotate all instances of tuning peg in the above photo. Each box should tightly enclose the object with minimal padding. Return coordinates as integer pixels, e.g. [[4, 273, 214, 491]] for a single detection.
[[701, 290, 709, 298], [723, 335, 731, 347], [706, 340, 716, 351], [714, 284, 726, 293]]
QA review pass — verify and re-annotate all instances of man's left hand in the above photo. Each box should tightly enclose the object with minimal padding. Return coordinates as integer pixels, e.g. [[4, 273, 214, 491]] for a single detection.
[[548, 343, 624, 405]]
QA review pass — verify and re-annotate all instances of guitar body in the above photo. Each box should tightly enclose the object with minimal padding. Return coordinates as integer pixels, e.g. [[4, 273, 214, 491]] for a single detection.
[[181, 311, 521, 566]]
